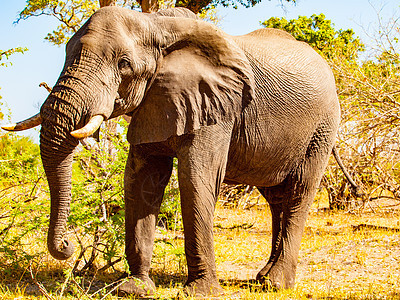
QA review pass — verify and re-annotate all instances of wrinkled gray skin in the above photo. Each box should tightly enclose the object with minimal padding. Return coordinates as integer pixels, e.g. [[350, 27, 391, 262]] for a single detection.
[[39, 6, 340, 298]]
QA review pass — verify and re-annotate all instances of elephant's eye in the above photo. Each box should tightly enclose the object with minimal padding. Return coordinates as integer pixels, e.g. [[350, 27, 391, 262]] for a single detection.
[[118, 58, 131, 71]]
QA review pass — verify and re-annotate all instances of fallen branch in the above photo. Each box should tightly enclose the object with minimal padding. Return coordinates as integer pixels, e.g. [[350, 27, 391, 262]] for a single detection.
[[0, 159, 16, 163], [369, 195, 400, 202], [90, 277, 129, 299], [352, 224, 400, 232], [214, 222, 254, 230]]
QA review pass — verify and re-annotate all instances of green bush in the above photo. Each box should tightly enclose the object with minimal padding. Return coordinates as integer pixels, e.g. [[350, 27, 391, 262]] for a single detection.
[[0, 131, 47, 273], [0, 116, 182, 276]]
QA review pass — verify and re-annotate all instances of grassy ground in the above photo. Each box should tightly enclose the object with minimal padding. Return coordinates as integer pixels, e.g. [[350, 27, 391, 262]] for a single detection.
[[1, 200, 399, 299]]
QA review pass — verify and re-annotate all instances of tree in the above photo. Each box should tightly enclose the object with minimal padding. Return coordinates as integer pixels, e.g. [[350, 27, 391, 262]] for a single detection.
[[175, 0, 294, 14], [18, 0, 139, 45], [0, 47, 28, 67], [262, 14, 364, 60], [0, 47, 47, 274], [18, 0, 297, 46]]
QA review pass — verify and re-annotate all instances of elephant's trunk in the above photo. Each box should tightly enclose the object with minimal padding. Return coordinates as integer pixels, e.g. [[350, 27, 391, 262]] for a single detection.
[[38, 48, 115, 260], [40, 90, 81, 260], [41, 146, 75, 260]]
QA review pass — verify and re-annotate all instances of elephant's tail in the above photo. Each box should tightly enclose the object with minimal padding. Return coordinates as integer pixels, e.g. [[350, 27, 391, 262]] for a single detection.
[[332, 145, 362, 198]]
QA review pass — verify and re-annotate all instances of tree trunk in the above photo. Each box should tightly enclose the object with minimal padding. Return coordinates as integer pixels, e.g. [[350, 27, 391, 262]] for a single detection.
[[98, 0, 159, 13], [137, 0, 159, 13], [99, 0, 116, 7], [175, 0, 212, 13]]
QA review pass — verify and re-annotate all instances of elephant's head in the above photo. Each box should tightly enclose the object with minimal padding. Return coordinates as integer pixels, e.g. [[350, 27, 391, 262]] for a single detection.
[[2, 6, 253, 260]]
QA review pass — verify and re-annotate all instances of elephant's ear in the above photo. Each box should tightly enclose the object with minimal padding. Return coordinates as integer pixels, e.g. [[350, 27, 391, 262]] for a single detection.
[[127, 19, 254, 145]]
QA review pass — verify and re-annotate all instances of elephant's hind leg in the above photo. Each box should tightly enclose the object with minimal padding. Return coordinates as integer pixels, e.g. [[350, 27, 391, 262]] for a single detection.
[[255, 187, 284, 284], [257, 121, 336, 289], [119, 146, 173, 297], [257, 182, 302, 289]]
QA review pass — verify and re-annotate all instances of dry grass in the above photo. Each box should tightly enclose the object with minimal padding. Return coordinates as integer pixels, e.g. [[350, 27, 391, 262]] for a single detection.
[[1, 198, 400, 299]]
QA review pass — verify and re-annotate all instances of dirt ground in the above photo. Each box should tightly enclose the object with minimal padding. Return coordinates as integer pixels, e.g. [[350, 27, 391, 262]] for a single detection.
[[2, 201, 400, 299], [214, 203, 400, 298]]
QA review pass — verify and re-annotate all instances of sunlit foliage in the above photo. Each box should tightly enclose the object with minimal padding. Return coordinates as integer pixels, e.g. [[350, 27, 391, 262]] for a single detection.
[[18, 0, 138, 45], [262, 14, 364, 60]]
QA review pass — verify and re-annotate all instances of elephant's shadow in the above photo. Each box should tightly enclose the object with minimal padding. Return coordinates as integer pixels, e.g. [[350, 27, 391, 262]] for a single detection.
[[111, 272, 269, 296], [151, 272, 270, 295], [150, 271, 267, 290], [16, 269, 269, 298]]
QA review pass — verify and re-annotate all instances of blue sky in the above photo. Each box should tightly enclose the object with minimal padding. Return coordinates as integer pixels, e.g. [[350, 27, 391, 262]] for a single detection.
[[0, 0, 398, 141]]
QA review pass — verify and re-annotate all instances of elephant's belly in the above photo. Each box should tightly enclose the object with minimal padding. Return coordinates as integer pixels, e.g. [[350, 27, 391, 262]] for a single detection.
[[224, 122, 311, 187], [223, 168, 286, 187], [224, 143, 300, 188], [224, 99, 320, 187]]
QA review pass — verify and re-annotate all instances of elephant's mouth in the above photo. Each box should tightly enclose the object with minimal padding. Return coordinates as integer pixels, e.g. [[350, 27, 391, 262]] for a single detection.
[[109, 97, 129, 119]]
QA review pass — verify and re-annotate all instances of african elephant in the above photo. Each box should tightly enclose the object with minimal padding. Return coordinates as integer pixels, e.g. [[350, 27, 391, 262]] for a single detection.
[[2, 6, 340, 298]]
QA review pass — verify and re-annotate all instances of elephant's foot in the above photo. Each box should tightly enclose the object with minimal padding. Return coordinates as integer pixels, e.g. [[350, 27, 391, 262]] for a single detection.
[[256, 261, 296, 290], [117, 275, 156, 298], [182, 277, 225, 298]]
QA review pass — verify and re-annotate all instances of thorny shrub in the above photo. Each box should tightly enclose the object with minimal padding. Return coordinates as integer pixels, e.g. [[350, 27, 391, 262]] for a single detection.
[[323, 16, 400, 211]]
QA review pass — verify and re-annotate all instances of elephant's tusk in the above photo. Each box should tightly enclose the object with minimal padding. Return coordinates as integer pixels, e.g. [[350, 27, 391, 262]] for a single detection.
[[70, 115, 104, 139], [1, 113, 42, 131]]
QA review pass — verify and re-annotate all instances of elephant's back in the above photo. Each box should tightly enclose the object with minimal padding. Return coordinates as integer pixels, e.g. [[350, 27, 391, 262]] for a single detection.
[[242, 28, 296, 40], [233, 28, 339, 128], [233, 29, 335, 93]]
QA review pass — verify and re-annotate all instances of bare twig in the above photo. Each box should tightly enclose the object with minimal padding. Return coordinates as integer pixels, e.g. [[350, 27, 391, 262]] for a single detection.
[[85, 268, 100, 295], [39, 82, 52, 93], [98, 278, 129, 300], [98, 257, 123, 272], [59, 268, 73, 298], [28, 264, 55, 300], [241, 186, 255, 209], [71, 277, 93, 299]]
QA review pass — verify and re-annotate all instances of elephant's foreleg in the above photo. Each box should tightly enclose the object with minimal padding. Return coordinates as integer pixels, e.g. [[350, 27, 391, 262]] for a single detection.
[[119, 147, 173, 297], [176, 124, 232, 297]]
